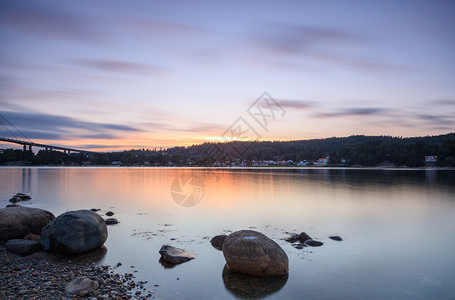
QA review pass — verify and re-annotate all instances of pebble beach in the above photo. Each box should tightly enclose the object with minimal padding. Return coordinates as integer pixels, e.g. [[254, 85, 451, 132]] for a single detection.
[[0, 242, 157, 300]]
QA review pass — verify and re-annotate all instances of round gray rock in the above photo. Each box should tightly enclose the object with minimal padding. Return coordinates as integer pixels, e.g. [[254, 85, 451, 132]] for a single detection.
[[40, 210, 108, 254], [222, 230, 289, 276], [0, 206, 55, 241], [5, 239, 42, 255]]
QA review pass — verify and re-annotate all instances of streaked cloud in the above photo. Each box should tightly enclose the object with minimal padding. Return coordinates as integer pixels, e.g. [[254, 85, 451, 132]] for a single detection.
[[76, 59, 166, 76], [279, 99, 316, 110], [0, 2, 103, 43], [316, 107, 389, 118], [429, 99, 455, 106], [0, 110, 141, 141], [251, 22, 366, 55], [248, 21, 408, 71]]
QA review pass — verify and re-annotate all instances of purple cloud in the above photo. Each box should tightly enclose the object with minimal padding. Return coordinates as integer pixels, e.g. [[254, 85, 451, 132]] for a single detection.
[[248, 21, 408, 72], [316, 107, 389, 118], [279, 99, 316, 110], [0, 2, 103, 42], [76, 59, 166, 76]]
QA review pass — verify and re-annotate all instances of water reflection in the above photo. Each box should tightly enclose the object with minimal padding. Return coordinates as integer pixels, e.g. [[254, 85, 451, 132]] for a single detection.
[[159, 257, 178, 269], [222, 265, 288, 299], [46, 245, 108, 265], [21, 168, 31, 193]]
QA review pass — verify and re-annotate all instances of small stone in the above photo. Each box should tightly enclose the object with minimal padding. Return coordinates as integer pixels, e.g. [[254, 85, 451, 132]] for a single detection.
[[116, 262, 122, 267], [304, 239, 324, 247], [65, 277, 99, 296], [15, 193, 31, 201], [284, 233, 299, 243], [298, 232, 312, 242], [210, 235, 228, 250], [90, 208, 100, 212], [105, 211, 114, 217], [9, 197, 21, 203], [24, 233, 41, 242], [159, 245, 195, 264], [105, 218, 119, 225], [329, 236, 343, 241], [79, 290, 89, 297]]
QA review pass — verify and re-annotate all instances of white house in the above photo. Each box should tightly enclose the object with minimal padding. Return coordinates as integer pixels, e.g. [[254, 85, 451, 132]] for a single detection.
[[425, 156, 437, 162]]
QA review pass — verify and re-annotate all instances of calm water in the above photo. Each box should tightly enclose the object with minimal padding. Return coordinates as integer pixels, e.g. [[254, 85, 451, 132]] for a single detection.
[[1, 167, 455, 299]]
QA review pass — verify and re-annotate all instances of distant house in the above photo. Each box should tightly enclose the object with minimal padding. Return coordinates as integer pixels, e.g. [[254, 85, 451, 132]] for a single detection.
[[341, 158, 346, 163], [314, 157, 329, 166], [425, 156, 437, 162], [111, 161, 122, 166]]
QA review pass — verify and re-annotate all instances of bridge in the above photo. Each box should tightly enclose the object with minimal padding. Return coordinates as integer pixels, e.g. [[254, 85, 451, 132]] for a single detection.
[[0, 113, 97, 155]]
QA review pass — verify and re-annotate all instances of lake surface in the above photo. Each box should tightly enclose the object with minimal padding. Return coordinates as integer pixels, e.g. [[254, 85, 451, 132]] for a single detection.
[[1, 167, 454, 299]]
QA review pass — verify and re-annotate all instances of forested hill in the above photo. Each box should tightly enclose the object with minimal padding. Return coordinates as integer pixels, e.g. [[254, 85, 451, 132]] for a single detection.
[[1, 133, 454, 167], [168, 133, 455, 167]]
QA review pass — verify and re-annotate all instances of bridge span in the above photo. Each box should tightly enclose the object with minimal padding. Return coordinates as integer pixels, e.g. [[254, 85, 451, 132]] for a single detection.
[[0, 137, 97, 155], [0, 113, 98, 155]]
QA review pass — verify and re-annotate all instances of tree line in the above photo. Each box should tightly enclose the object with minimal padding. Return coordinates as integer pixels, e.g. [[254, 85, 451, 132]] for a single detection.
[[1, 133, 454, 167]]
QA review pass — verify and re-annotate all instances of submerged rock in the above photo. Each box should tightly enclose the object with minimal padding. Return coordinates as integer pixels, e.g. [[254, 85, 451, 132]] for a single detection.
[[14, 193, 31, 201], [0, 206, 55, 241], [159, 245, 195, 264], [5, 239, 42, 255], [40, 210, 108, 254], [284, 233, 299, 243], [105, 211, 114, 217], [298, 232, 312, 242], [329, 236, 343, 241], [222, 230, 289, 276], [210, 235, 228, 250], [304, 239, 324, 247], [65, 277, 99, 296], [8, 197, 21, 203], [105, 218, 119, 225]]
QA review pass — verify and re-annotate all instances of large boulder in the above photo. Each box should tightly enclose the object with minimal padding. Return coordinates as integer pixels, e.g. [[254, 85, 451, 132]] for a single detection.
[[5, 239, 42, 255], [222, 230, 289, 276], [0, 206, 55, 241], [40, 210, 108, 254]]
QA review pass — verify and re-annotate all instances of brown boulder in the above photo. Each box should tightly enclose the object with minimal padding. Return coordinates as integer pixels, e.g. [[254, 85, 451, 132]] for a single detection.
[[222, 230, 289, 276], [0, 206, 55, 241], [24, 233, 41, 242]]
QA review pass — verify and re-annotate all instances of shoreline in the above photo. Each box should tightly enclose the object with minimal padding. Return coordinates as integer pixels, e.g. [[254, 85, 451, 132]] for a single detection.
[[0, 242, 156, 300], [0, 165, 454, 171]]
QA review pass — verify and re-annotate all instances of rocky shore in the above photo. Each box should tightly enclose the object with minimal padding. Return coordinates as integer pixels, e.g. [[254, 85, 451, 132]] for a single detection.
[[0, 242, 156, 300]]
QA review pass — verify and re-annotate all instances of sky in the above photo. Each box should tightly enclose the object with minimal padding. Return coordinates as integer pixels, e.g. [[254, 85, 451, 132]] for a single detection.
[[1, 0, 454, 151]]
